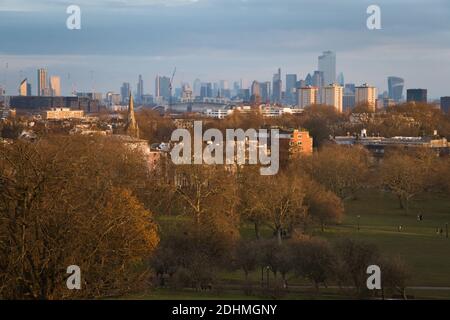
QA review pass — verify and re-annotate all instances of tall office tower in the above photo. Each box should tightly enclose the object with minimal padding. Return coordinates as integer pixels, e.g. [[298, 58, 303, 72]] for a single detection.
[[155, 75, 171, 102], [219, 80, 229, 91], [272, 68, 282, 103], [259, 81, 271, 103], [312, 71, 324, 88], [305, 73, 313, 86], [250, 80, 261, 105], [312, 71, 324, 103], [239, 89, 251, 101], [49, 76, 61, 96], [218, 80, 229, 97], [407, 89, 427, 103], [298, 86, 319, 109], [213, 82, 219, 95], [318, 51, 336, 86], [337, 72, 345, 86], [285, 74, 297, 105], [37, 68, 48, 96], [297, 80, 306, 89], [345, 83, 356, 95], [440, 97, 450, 114], [200, 83, 213, 98], [251, 81, 260, 98], [26, 83, 32, 96], [322, 83, 343, 113], [121, 82, 131, 104], [355, 83, 377, 111], [388, 76, 405, 102], [193, 78, 202, 97], [136, 75, 144, 103], [343, 83, 356, 112], [343, 95, 356, 112], [19, 79, 28, 96]]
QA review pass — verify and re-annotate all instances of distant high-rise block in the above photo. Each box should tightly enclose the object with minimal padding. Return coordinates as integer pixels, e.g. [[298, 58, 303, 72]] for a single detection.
[[298, 86, 319, 109], [19, 79, 28, 96], [259, 81, 271, 103], [285, 74, 297, 105], [312, 71, 324, 88], [251, 80, 260, 97], [50, 76, 61, 96], [322, 83, 343, 113], [193, 79, 202, 97], [440, 97, 450, 114], [155, 75, 171, 102], [26, 83, 32, 96], [337, 72, 345, 86], [388, 76, 404, 102], [407, 89, 427, 103], [305, 73, 313, 86], [121, 82, 131, 104], [37, 68, 48, 96], [345, 83, 356, 95], [355, 84, 377, 111], [200, 83, 213, 99], [343, 94, 356, 112], [318, 51, 336, 86], [137, 75, 144, 103], [272, 68, 282, 103]]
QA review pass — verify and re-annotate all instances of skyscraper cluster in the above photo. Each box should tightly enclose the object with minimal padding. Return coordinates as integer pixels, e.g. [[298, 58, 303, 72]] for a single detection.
[[14, 50, 450, 114], [37, 68, 61, 97]]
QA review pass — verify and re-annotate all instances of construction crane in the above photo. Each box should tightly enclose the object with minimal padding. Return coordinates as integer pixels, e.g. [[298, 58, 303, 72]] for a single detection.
[[168, 67, 177, 111]]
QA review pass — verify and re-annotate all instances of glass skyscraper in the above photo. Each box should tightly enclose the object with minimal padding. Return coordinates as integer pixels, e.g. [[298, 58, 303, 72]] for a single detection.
[[388, 76, 405, 102]]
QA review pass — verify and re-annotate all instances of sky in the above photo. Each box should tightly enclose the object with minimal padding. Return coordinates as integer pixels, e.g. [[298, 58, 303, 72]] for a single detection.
[[0, 0, 449, 98]]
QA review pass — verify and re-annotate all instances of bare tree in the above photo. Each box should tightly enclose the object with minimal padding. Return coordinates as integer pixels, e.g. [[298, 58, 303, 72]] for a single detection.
[[0, 136, 159, 299]]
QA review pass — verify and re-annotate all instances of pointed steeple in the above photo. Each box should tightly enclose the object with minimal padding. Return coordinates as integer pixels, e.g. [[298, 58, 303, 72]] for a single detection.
[[125, 93, 139, 139]]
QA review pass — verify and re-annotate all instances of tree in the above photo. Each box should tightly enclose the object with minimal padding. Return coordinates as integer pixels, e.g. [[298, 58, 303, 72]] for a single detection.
[[237, 166, 266, 239], [234, 240, 259, 282], [172, 164, 239, 227], [380, 151, 427, 214], [150, 220, 236, 291], [304, 144, 370, 200], [380, 256, 411, 300], [304, 179, 344, 231], [254, 173, 307, 244], [289, 237, 335, 290], [334, 239, 380, 297], [299, 105, 345, 147], [0, 136, 159, 299], [135, 109, 176, 144]]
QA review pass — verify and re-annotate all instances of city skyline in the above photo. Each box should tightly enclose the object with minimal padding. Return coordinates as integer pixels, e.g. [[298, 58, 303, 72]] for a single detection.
[[1, 0, 450, 98]]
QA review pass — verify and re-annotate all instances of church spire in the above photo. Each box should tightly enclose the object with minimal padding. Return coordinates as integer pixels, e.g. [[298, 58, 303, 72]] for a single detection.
[[125, 93, 139, 139]]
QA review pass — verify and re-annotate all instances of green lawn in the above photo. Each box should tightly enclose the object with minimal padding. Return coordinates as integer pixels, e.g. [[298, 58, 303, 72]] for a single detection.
[[148, 190, 450, 300], [321, 191, 450, 287]]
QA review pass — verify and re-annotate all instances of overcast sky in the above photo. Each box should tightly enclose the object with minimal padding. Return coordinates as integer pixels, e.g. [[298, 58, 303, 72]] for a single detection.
[[0, 0, 449, 98]]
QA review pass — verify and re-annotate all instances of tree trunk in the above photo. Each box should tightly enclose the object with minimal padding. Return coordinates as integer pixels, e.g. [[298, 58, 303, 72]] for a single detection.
[[398, 195, 404, 209], [276, 228, 282, 245], [254, 222, 260, 240]]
